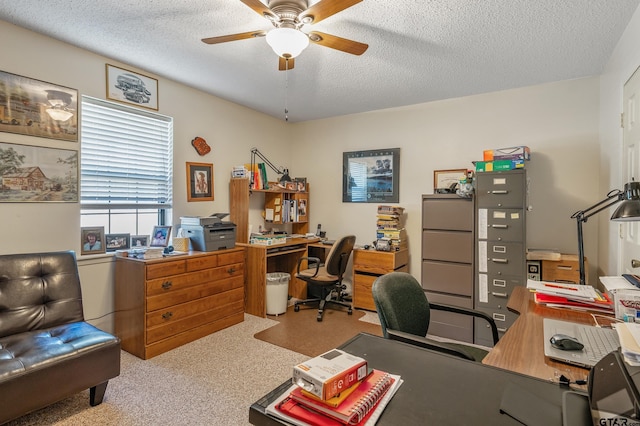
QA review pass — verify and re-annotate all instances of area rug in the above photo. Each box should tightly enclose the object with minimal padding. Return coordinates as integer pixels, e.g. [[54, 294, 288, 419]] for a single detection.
[[254, 305, 383, 357]]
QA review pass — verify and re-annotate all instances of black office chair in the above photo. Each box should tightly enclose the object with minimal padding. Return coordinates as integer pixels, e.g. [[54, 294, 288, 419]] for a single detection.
[[294, 235, 356, 322], [372, 271, 500, 361]]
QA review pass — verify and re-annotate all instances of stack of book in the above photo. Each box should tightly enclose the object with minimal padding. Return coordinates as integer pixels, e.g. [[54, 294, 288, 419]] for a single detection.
[[266, 349, 402, 425], [375, 205, 406, 251], [527, 279, 614, 313], [244, 162, 269, 190]]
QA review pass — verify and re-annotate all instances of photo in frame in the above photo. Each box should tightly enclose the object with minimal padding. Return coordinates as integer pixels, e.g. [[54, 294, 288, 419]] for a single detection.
[[0, 70, 78, 141], [186, 162, 213, 202], [150, 226, 171, 247], [0, 142, 78, 202], [105, 233, 130, 252], [81, 226, 106, 255], [343, 148, 400, 203], [106, 64, 158, 110], [434, 169, 467, 190], [131, 235, 149, 247], [294, 177, 307, 192]]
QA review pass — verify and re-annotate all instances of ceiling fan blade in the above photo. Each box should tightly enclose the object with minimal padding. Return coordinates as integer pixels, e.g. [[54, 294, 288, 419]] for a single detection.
[[279, 57, 295, 71], [239, 0, 275, 19], [202, 30, 266, 44], [299, 0, 363, 24], [308, 31, 368, 55]]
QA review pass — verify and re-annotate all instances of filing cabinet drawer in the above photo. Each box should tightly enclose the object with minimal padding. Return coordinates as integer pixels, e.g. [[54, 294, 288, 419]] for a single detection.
[[473, 306, 519, 347], [477, 208, 525, 242], [422, 260, 473, 297], [423, 230, 473, 263], [475, 273, 524, 310], [426, 291, 473, 343], [476, 170, 525, 208], [422, 196, 474, 231], [478, 241, 524, 276]]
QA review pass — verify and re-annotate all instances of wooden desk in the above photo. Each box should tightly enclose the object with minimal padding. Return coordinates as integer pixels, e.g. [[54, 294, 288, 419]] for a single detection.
[[242, 237, 320, 317], [482, 286, 615, 385], [250, 333, 567, 425]]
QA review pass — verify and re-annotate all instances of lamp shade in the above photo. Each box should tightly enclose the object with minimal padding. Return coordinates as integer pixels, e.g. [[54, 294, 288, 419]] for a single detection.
[[611, 181, 640, 221], [266, 28, 309, 59]]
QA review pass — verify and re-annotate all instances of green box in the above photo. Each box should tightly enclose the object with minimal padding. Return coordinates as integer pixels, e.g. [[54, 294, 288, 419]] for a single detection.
[[475, 159, 524, 172]]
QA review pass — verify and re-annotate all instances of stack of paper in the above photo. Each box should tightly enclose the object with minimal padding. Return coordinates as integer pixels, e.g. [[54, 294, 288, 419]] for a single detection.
[[527, 279, 613, 312], [615, 322, 640, 366]]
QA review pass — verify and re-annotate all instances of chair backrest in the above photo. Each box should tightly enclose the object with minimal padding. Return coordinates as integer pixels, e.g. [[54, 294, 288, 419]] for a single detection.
[[372, 272, 431, 338], [0, 251, 84, 338], [324, 235, 356, 277]]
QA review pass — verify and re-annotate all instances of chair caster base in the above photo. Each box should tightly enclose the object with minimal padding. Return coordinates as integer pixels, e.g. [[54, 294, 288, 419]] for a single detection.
[[294, 305, 300, 312], [348, 308, 353, 315], [317, 314, 323, 322]]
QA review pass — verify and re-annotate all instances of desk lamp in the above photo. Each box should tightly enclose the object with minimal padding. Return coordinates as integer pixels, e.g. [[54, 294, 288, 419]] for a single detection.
[[571, 181, 640, 284], [249, 147, 292, 187]]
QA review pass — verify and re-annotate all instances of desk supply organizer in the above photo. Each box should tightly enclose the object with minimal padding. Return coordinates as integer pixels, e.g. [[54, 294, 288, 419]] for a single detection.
[[250, 234, 287, 246]]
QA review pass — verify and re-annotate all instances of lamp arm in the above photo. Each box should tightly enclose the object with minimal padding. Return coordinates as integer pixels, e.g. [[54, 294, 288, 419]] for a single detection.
[[570, 189, 623, 284], [251, 148, 285, 176]]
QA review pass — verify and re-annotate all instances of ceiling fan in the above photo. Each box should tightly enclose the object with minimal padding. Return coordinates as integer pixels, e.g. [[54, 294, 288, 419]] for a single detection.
[[201, 0, 368, 71]]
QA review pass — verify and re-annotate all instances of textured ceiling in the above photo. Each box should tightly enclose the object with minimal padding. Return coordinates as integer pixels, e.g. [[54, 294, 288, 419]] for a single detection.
[[0, 0, 638, 122]]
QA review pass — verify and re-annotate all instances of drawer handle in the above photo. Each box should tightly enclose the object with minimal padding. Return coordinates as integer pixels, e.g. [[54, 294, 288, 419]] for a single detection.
[[491, 292, 508, 298], [162, 281, 173, 290], [490, 190, 509, 194], [497, 327, 508, 333], [162, 312, 173, 320], [227, 267, 236, 274], [493, 279, 506, 287], [493, 313, 506, 321], [491, 224, 508, 229], [556, 265, 573, 270], [491, 258, 508, 264]]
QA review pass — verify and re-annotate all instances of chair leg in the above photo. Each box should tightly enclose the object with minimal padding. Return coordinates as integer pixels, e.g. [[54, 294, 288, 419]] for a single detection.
[[90, 381, 109, 406]]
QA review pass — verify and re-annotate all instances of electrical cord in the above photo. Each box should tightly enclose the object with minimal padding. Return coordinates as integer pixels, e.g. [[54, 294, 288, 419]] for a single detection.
[[558, 374, 587, 387]]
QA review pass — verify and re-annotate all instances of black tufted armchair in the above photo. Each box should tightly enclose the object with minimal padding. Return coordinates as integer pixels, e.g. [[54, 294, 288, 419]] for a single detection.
[[0, 251, 121, 424]]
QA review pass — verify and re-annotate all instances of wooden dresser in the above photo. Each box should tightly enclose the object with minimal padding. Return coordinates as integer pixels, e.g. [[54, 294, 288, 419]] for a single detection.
[[114, 249, 245, 359], [352, 248, 409, 311]]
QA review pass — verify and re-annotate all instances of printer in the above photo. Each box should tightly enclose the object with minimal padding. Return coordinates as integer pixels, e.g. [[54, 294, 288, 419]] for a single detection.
[[180, 213, 236, 252]]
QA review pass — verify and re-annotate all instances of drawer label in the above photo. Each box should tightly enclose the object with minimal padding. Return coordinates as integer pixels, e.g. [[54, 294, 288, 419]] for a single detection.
[[479, 273, 488, 303]]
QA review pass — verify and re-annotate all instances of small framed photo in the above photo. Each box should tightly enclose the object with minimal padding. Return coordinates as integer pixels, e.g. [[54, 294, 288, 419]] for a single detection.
[[150, 226, 172, 247], [186, 162, 214, 202], [105, 233, 131, 252], [285, 181, 297, 191], [131, 235, 149, 248], [81, 227, 106, 255], [106, 64, 158, 110], [434, 169, 467, 190], [295, 177, 307, 192]]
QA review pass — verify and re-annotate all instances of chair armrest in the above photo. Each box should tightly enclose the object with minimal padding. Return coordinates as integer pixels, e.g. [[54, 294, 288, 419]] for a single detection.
[[296, 256, 321, 276], [386, 329, 475, 361], [429, 302, 500, 345]]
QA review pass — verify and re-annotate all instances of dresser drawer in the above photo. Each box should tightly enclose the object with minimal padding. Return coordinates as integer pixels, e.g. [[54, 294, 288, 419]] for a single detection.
[[353, 273, 377, 311], [147, 275, 244, 312], [146, 259, 186, 280], [422, 230, 473, 263], [146, 287, 244, 344], [353, 249, 408, 274], [146, 262, 244, 297], [542, 256, 584, 284]]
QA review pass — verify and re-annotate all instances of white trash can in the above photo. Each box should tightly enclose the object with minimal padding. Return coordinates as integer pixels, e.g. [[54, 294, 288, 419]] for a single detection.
[[266, 272, 290, 316]]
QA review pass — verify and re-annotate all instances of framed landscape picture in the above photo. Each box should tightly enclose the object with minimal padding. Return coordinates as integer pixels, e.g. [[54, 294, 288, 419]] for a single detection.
[[105, 233, 130, 251], [343, 148, 400, 203], [0, 70, 78, 141]]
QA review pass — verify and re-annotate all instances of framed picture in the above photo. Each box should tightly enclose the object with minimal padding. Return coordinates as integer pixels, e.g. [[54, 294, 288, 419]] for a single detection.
[[434, 169, 467, 190], [150, 226, 172, 247], [343, 148, 400, 203], [186, 162, 214, 202], [295, 177, 307, 192], [0, 70, 78, 142], [285, 181, 297, 191], [106, 64, 158, 110], [81, 226, 106, 255], [131, 235, 149, 248], [0, 142, 78, 203], [105, 233, 131, 252]]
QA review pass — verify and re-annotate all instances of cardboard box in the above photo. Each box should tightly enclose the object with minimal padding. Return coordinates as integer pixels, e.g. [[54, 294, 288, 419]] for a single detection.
[[483, 146, 531, 162], [292, 349, 368, 400], [475, 159, 525, 172]]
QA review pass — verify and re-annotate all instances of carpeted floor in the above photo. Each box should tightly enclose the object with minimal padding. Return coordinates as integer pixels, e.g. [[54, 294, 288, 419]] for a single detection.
[[254, 305, 383, 357]]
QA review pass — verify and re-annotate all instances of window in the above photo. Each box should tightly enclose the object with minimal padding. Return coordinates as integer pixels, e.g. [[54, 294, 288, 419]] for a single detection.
[[80, 96, 173, 235]]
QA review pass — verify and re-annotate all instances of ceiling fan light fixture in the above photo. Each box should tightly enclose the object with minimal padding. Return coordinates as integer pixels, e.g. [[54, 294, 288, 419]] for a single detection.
[[266, 27, 309, 59]]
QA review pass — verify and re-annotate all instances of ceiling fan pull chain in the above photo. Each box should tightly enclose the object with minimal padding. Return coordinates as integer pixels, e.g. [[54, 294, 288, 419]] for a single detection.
[[284, 60, 289, 122]]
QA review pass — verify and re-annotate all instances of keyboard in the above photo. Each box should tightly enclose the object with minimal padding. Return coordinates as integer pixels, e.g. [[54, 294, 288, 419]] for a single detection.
[[579, 327, 619, 363]]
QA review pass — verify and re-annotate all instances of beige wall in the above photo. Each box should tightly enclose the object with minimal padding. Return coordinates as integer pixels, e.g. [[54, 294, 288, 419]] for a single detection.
[[290, 78, 601, 280]]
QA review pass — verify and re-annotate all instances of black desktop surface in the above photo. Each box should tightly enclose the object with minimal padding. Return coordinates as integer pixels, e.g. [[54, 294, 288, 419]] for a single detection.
[[249, 333, 569, 425]]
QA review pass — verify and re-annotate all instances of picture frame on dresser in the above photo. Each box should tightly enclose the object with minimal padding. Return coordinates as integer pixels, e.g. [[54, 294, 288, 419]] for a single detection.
[[150, 226, 171, 247]]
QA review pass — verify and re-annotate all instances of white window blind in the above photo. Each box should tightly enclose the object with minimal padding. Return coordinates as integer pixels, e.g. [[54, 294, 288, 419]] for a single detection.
[[81, 96, 173, 209]]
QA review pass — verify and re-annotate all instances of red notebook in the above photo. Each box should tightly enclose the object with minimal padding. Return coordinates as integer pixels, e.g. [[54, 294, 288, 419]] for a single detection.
[[276, 395, 382, 426], [534, 292, 613, 312], [288, 369, 395, 425]]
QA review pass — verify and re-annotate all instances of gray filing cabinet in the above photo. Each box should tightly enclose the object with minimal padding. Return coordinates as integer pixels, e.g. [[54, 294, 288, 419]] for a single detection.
[[474, 169, 527, 347], [421, 194, 475, 343]]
